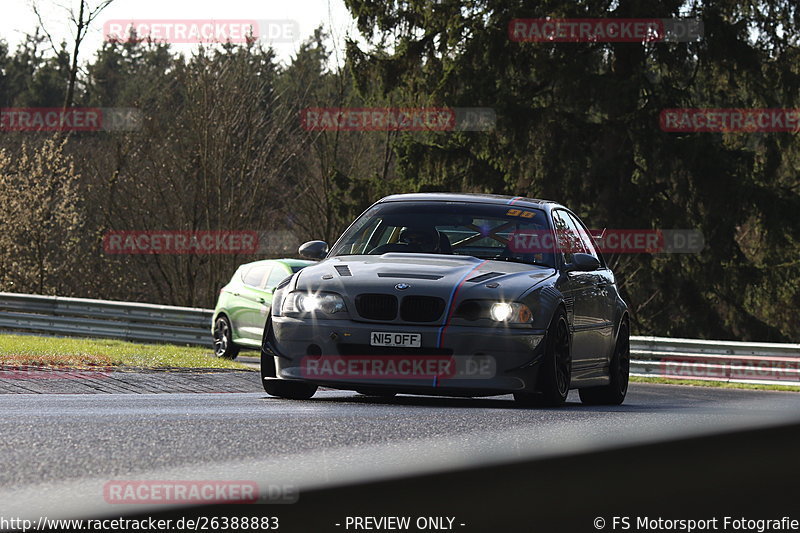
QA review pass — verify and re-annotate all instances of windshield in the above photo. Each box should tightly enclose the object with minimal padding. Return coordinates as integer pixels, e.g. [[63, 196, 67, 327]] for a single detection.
[[329, 201, 555, 267]]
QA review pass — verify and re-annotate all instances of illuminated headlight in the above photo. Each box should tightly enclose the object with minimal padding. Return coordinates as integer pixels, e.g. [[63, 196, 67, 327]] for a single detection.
[[490, 302, 532, 323], [282, 292, 346, 315]]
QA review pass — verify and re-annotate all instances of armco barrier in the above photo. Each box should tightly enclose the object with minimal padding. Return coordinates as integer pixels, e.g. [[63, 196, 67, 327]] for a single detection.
[[630, 336, 800, 386], [0, 292, 212, 346], [0, 292, 798, 385]]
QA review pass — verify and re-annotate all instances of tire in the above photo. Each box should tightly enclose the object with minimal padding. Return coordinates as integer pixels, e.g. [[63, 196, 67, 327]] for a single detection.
[[579, 321, 630, 405], [263, 379, 318, 400], [258, 315, 317, 399], [514, 308, 571, 407], [260, 316, 276, 380], [212, 316, 240, 359], [260, 344, 276, 381], [356, 388, 398, 398]]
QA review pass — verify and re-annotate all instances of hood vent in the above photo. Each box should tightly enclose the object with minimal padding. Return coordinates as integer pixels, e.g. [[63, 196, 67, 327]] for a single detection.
[[377, 272, 443, 280], [466, 272, 503, 283], [334, 265, 352, 276]]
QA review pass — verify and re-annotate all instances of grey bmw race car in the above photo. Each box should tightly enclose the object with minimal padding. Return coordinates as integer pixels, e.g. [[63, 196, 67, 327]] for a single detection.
[[260, 193, 630, 406]]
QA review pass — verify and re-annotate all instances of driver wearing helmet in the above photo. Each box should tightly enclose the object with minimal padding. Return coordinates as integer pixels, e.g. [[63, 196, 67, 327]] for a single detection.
[[398, 226, 441, 253]]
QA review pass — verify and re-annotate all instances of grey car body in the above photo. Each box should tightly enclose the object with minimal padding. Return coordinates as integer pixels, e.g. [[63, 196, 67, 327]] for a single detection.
[[261, 193, 630, 406]]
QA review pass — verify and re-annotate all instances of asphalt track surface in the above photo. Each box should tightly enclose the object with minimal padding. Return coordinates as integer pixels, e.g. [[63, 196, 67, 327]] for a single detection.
[[2, 382, 800, 523]]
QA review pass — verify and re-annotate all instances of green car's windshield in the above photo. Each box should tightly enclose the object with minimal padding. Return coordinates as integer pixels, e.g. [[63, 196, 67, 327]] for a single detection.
[[328, 201, 555, 267]]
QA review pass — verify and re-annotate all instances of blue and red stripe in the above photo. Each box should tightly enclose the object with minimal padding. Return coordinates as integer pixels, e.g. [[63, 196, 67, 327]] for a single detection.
[[436, 260, 488, 348]]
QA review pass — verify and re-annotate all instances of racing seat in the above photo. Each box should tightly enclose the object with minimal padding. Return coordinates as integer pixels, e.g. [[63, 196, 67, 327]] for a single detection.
[[437, 232, 452, 254]]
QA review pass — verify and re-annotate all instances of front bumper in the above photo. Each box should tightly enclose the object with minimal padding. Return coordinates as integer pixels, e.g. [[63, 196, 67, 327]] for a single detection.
[[269, 316, 548, 394]]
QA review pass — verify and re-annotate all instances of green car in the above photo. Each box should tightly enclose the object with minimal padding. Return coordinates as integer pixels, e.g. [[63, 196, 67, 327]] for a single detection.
[[212, 259, 315, 358]]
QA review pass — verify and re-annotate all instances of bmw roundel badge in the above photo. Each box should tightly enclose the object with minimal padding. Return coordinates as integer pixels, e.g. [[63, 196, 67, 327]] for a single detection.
[[395, 283, 411, 290]]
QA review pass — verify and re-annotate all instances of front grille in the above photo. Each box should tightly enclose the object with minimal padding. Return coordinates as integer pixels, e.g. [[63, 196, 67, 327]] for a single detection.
[[355, 294, 398, 320], [337, 344, 453, 356], [400, 296, 445, 322]]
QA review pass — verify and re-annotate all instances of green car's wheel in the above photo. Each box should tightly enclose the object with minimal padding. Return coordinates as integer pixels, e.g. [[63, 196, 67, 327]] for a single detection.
[[212, 316, 240, 359]]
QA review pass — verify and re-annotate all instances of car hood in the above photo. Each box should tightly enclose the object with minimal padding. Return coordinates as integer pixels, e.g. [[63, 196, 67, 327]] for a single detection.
[[292, 253, 556, 304]]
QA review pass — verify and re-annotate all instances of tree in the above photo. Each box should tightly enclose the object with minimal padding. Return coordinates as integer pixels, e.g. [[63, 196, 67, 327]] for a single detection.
[[0, 137, 83, 294], [341, 0, 800, 340], [0, 32, 69, 107], [93, 42, 305, 306], [277, 28, 406, 244], [32, 0, 116, 108]]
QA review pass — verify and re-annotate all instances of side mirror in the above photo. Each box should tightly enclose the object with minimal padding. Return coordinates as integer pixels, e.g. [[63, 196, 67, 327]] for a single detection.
[[565, 253, 600, 272], [299, 240, 328, 259]]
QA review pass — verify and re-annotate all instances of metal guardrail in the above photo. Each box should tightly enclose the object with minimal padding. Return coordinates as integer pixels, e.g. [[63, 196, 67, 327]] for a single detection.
[[0, 292, 798, 385], [0, 292, 213, 347], [630, 336, 800, 386]]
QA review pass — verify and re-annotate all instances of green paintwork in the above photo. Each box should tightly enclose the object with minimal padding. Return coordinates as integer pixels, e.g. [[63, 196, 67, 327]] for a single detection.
[[212, 258, 315, 350]]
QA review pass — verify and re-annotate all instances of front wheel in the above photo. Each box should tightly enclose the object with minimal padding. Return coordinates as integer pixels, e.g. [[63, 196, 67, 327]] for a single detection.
[[356, 388, 398, 398], [212, 316, 240, 359], [263, 379, 318, 400], [260, 315, 277, 381], [579, 321, 630, 405], [514, 309, 571, 407], [259, 315, 317, 399]]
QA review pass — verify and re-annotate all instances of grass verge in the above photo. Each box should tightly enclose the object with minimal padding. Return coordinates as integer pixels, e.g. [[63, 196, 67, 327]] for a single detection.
[[631, 375, 800, 392], [0, 333, 249, 370]]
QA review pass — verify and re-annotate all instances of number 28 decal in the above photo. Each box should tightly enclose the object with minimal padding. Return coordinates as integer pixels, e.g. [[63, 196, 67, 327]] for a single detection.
[[505, 208, 535, 218]]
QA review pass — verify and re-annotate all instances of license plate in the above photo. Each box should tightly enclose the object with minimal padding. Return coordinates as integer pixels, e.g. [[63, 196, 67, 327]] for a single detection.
[[370, 332, 421, 348]]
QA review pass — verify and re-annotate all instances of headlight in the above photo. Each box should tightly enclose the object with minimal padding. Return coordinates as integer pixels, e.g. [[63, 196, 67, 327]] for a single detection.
[[490, 303, 513, 321], [282, 292, 347, 315], [490, 302, 532, 323], [454, 300, 534, 324]]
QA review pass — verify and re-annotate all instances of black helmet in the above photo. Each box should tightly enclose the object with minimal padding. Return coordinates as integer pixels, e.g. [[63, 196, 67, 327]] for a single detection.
[[398, 226, 440, 253]]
